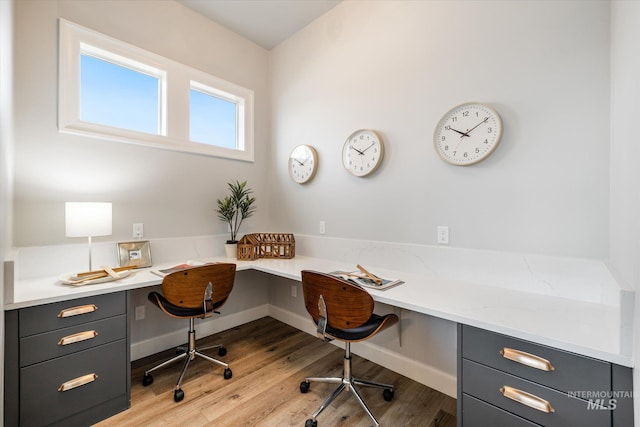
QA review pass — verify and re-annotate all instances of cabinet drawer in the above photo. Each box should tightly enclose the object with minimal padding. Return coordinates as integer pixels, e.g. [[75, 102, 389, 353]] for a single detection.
[[462, 394, 541, 427], [462, 359, 610, 427], [461, 325, 610, 393], [19, 292, 126, 337], [20, 315, 126, 367], [20, 339, 127, 427]]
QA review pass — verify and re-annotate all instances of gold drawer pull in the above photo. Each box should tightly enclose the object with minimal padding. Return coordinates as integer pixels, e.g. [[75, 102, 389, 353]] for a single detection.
[[500, 348, 555, 371], [58, 373, 98, 392], [500, 385, 555, 413], [58, 330, 98, 346], [57, 304, 98, 318]]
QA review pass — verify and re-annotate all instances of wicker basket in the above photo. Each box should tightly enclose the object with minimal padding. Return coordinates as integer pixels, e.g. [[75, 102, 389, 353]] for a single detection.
[[237, 233, 295, 261]]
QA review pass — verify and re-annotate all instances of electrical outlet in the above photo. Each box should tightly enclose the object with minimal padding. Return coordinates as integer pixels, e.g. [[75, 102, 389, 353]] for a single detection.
[[437, 226, 449, 244], [291, 285, 297, 298], [135, 305, 145, 320], [133, 223, 144, 239], [319, 221, 326, 235]]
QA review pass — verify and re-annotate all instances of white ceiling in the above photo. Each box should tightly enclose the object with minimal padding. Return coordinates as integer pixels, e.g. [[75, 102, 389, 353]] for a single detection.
[[177, 0, 342, 50]]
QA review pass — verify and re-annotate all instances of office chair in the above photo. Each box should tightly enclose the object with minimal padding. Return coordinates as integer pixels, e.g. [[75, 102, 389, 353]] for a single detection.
[[299, 270, 398, 427], [142, 263, 236, 402]]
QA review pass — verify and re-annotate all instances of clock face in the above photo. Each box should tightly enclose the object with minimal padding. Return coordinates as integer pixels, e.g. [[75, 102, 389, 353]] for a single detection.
[[288, 144, 318, 184], [433, 103, 503, 166], [342, 129, 384, 177]]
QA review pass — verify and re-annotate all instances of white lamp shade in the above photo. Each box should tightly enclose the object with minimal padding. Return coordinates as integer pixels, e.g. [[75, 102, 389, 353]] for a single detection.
[[65, 202, 112, 237]]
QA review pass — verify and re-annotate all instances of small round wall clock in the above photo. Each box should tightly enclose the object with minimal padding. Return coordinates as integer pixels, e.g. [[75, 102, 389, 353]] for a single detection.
[[342, 129, 384, 177], [433, 102, 503, 166], [288, 144, 318, 184]]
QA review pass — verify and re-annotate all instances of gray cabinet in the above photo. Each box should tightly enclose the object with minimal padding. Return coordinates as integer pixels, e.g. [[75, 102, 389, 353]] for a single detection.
[[458, 324, 633, 427], [5, 292, 130, 426]]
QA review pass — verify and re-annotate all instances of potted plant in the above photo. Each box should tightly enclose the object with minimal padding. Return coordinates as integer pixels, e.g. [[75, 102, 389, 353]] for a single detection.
[[216, 180, 256, 257]]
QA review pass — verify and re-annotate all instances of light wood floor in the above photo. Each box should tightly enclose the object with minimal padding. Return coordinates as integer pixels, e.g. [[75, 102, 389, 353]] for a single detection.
[[95, 317, 456, 427]]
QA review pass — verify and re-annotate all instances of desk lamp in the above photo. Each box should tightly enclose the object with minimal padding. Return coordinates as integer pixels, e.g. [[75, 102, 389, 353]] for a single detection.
[[65, 202, 112, 271]]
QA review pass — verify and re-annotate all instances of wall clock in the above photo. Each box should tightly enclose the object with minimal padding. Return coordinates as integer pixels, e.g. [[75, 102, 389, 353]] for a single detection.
[[288, 144, 318, 184], [342, 129, 384, 177], [433, 102, 503, 166]]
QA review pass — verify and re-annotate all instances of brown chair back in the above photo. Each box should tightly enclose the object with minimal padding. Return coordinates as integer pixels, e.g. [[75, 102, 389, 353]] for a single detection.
[[162, 263, 236, 309], [301, 270, 374, 330]]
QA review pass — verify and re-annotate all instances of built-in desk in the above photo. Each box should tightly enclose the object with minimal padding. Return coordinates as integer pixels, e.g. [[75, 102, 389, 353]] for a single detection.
[[7, 255, 632, 365], [5, 251, 635, 426]]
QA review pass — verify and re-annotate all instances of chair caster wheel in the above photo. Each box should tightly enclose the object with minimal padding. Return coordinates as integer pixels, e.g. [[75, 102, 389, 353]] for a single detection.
[[224, 368, 232, 379], [305, 419, 317, 427], [142, 373, 153, 386], [174, 389, 184, 402], [383, 388, 394, 401], [218, 346, 227, 357], [300, 381, 310, 393]]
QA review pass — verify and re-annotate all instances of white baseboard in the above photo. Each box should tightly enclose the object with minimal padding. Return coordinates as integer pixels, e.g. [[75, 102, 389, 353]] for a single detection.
[[268, 306, 457, 398], [130, 304, 270, 361]]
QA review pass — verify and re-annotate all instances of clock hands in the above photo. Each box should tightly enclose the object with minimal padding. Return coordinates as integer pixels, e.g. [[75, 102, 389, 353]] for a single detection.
[[350, 143, 375, 156], [361, 143, 375, 153], [449, 127, 468, 137], [294, 159, 305, 166], [462, 117, 489, 137], [449, 117, 490, 140], [350, 146, 365, 155]]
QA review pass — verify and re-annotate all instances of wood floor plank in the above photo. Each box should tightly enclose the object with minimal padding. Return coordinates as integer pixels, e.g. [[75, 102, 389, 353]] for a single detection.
[[94, 317, 456, 427]]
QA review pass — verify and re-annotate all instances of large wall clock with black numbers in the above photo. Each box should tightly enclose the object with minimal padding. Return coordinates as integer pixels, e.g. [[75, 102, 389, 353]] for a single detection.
[[342, 129, 385, 177], [433, 102, 503, 166], [288, 144, 318, 184]]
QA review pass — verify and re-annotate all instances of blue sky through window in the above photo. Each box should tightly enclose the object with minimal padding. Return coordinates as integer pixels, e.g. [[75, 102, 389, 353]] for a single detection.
[[80, 54, 159, 134], [190, 89, 237, 149]]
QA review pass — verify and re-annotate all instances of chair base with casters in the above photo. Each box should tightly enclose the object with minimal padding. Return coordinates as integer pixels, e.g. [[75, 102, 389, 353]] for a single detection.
[[299, 270, 399, 427], [299, 341, 393, 427], [142, 317, 232, 402], [141, 263, 236, 402]]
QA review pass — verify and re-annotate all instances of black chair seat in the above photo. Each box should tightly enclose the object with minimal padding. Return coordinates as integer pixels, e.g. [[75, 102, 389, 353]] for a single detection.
[[322, 313, 392, 341], [148, 291, 227, 318]]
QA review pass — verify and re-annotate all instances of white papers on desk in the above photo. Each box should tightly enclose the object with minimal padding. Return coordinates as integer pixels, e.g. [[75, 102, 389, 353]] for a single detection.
[[330, 271, 404, 291], [151, 260, 211, 277]]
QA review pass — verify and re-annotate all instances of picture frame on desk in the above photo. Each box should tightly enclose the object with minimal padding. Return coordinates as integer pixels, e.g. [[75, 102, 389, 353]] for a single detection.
[[117, 240, 152, 268]]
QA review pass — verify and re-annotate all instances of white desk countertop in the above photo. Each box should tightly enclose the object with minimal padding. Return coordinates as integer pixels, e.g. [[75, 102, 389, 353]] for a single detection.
[[6, 255, 632, 367]]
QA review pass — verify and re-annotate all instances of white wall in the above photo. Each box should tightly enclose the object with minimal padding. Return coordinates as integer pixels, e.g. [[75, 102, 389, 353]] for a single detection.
[[610, 0, 640, 422], [267, 0, 615, 401], [270, 0, 611, 259], [10, 0, 615, 274], [12, 0, 271, 247], [0, 0, 14, 421]]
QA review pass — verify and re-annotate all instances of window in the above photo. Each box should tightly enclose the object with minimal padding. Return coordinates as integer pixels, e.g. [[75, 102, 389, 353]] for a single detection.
[[190, 83, 239, 149], [59, 19, 254, 161], [80, 53, 161, 135]]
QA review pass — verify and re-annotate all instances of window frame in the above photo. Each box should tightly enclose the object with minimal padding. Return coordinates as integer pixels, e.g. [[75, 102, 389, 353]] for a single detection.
[[58, 19, 255, 162]]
